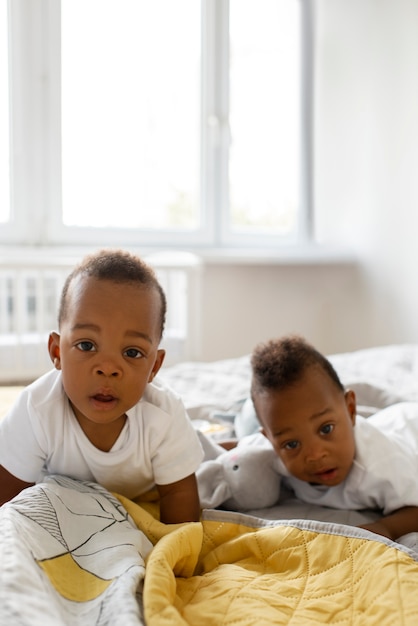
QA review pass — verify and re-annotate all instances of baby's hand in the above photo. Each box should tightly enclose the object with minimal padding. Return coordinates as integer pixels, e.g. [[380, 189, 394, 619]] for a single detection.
[[358, 521, 393, 540], [360, 506, 418, 542]]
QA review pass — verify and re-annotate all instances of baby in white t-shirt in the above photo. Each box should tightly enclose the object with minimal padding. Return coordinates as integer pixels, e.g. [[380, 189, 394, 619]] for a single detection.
[[246, 334, 418, 541], [0, 248, 203, 524]]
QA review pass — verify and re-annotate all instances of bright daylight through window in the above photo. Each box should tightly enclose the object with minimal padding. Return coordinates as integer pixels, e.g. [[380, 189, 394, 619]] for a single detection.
[[1, 0, 308, 249], [61, 0, 201, 232], [229, 0, 301, 237]]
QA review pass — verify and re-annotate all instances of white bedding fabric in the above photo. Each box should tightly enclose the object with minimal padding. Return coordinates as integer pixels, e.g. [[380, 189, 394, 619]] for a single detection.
[[159, 343, 418, 425]]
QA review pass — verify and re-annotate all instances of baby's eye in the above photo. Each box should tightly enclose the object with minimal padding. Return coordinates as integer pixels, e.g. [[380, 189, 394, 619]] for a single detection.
[[320, 423, 334, 435], [76, 340, 95, 352], [124, 347, 143, 359], [283, 440, 299, 451]]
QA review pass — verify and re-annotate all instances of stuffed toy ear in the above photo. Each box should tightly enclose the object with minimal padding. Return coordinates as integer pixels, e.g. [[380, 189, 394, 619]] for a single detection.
[[196, 459, 232, 508], [196, 429, 226, 460]]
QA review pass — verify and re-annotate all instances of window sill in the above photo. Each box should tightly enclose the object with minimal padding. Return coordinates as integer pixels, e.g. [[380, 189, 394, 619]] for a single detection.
[[0, 243, 357, 268], [181, 244, 357, 266]]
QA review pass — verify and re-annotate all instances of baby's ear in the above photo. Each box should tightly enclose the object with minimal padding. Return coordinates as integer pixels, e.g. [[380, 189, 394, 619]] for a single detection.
[[148, 348, 165, 382], [260, 427, 270, 440], [48, 332, 61, 369], [344, 389, 356, 425]]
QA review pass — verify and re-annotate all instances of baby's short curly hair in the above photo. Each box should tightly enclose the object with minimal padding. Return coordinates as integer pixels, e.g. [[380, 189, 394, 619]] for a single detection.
[[58, 249, 167, 338], [251, 335, 344, 396]]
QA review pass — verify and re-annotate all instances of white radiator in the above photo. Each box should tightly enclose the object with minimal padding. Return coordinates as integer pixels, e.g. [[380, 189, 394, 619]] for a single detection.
[[0, 251, 201, 383]]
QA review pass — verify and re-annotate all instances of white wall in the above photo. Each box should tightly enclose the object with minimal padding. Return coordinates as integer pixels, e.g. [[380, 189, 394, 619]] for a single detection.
[[196, 260, 372, 361], [193, 0, 418, 363], [315, 0, 418, 348]]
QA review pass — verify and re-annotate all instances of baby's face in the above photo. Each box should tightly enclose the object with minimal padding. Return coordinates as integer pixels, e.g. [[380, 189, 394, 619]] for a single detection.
[[253, 365, 356, 487], [50, 275, 165, 433]]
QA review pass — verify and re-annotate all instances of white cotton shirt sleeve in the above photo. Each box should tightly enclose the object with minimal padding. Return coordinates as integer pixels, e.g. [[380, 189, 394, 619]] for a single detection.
[[0, 370, 204, 499], [0, 370, 65, 483]]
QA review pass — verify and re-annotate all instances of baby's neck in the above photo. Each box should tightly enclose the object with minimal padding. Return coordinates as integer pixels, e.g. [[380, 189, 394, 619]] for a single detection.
[[73, 410, 127, 451]]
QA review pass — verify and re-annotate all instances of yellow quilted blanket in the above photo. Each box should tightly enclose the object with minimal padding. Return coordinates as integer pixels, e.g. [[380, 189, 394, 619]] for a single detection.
[[2, 477, 418, 625], [120, 497, 418, 626]]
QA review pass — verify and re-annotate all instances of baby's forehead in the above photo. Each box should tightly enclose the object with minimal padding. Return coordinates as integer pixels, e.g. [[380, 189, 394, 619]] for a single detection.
[[252, 368, 345, 421], [62, 275, 160, 321]]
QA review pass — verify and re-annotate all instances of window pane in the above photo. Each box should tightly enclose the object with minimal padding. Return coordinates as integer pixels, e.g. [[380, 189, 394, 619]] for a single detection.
[[61, 0, 200, 230], [0, 1, 10, 224], [229, 0, 301, 235]]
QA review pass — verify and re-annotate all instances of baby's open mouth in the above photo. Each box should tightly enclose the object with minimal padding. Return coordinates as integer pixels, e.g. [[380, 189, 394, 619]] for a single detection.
[[314, 467, 338, 481], [89, 389, 119, 411], [92, 394, 116, 403]]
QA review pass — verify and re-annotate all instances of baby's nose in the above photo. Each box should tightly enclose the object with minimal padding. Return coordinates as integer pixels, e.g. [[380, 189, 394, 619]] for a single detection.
[[94, 357, 122, 377], [305, 441, 327, 462]]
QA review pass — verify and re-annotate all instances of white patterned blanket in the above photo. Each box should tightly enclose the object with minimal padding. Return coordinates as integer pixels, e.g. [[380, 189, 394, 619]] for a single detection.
[[0, 476, 151, 625]]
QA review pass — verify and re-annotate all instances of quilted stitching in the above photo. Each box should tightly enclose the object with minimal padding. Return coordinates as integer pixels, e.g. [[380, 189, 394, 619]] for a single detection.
[[120, 497, 418, 625], [144, 518, 418, 625]]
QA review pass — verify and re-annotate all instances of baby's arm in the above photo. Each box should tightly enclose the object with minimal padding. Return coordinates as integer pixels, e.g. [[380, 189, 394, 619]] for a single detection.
[[0, 465, 34, 506], [359, 506, 418, 541], [157, 473, 201, 524]]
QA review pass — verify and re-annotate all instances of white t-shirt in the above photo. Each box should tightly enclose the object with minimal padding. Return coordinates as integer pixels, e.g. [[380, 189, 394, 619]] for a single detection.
[[241, 402, 418, 515], [0, 369, 204, 499]]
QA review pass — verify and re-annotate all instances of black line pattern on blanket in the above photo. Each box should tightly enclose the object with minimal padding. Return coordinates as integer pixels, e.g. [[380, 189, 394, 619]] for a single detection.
[[49, 474, 130, 520], [11, 487, 69, 549], [11, 476, 133, 556]]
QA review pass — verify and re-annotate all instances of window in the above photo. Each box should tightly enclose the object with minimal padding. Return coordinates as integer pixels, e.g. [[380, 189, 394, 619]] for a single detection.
[[2, 0, 313, 250]]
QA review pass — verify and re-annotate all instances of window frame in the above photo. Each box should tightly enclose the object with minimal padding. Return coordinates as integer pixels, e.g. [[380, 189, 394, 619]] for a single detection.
[[2, 0, 314, 251]]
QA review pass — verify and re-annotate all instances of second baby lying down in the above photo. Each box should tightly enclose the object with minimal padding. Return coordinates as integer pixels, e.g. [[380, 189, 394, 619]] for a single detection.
[[198, 335, 418, 541]]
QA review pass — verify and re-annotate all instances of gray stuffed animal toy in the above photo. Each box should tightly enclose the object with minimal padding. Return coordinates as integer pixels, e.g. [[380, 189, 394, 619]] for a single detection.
[[196, 430, 281, 511]]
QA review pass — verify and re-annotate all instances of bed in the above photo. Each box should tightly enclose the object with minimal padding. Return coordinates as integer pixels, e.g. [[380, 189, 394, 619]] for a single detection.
[[1, 343, 418, 624]]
